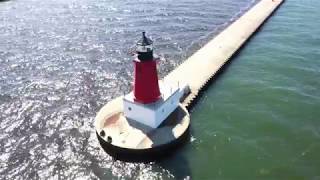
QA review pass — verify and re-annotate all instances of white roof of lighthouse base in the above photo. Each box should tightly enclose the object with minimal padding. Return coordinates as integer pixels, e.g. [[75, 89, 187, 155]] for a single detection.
[[124, 81, 180, 110]]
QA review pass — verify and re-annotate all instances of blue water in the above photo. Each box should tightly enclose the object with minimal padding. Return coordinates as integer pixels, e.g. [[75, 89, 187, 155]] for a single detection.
[[189, 0, 320, 179], [1, 0, 319, 179]]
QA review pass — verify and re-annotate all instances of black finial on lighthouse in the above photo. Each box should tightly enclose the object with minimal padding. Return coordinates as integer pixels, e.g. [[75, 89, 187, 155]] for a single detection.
[[136, 32, 153, 61], [140, 32, 152, 46]]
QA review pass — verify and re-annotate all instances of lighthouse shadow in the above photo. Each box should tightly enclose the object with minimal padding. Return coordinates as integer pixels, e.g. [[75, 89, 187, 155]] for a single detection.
[[122, 105, 191, 172], [124, 109, 192, 178], [155, 142, 193, 179], [152, 106, 192, 179]]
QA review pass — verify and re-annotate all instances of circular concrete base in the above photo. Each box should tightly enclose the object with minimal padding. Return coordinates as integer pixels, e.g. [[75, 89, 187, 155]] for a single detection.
[[95, 96, 190, 161]]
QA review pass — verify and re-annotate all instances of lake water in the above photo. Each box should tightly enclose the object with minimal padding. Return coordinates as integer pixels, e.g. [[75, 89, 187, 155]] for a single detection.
[[0, 0, 319, 179]]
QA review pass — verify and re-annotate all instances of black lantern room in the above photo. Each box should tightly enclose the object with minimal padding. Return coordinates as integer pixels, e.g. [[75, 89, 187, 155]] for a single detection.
[[136, 32, 153, 61]]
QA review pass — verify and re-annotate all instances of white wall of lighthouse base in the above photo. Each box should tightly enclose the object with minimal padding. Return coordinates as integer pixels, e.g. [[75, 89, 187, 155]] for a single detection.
[[123, 84, 183, 129]]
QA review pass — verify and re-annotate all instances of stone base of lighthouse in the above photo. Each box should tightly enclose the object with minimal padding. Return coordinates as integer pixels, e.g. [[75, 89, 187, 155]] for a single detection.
[[94, 96, 190, 161]]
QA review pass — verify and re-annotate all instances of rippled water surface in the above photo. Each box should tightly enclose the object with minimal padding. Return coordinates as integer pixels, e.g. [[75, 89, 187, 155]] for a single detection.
[[1, 0, 319, 179]]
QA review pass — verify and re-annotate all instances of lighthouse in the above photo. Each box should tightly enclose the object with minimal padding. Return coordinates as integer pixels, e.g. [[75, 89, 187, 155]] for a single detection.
[[123, 32, 185, 128], [133, 32, 161, 104], [95, 0, 284, 159], [95, 32, 191, 160]]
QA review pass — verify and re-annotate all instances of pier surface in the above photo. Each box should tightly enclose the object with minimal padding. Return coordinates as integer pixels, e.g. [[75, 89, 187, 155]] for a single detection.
[[95, 0, 284, 160], [164, 0, 284, 107]]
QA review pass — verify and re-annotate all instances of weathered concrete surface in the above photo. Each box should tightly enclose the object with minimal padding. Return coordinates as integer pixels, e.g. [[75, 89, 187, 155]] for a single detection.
[[164, 0, 284, 107]]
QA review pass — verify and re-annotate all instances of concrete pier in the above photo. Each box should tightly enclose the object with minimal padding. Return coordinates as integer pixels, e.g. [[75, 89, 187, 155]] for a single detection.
[[95, 0, 284, 161], [164, 0, 284, 107]]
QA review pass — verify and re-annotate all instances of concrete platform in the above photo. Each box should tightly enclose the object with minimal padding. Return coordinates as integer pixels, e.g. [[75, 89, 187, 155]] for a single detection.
[[95, 0, 284, 161], [95, 96, 190, 161]]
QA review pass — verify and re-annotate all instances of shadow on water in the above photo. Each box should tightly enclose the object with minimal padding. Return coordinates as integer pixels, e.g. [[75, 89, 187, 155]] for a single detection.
[[154, 121, 194, 179], [155, 141, 193, 180], [97, 127, 193, 179]]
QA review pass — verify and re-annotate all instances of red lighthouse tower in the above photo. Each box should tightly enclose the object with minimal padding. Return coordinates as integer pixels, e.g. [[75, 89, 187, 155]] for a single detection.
[[133, 32, 161, 104], [123, 32, 185, 128]]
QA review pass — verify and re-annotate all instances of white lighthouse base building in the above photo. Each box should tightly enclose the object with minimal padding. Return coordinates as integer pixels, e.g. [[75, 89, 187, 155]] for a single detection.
[[123, 81, 187, 128]]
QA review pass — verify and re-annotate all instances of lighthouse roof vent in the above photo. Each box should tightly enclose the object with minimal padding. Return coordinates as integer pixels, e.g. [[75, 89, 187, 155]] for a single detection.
[[137, 32, 153, 46]]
